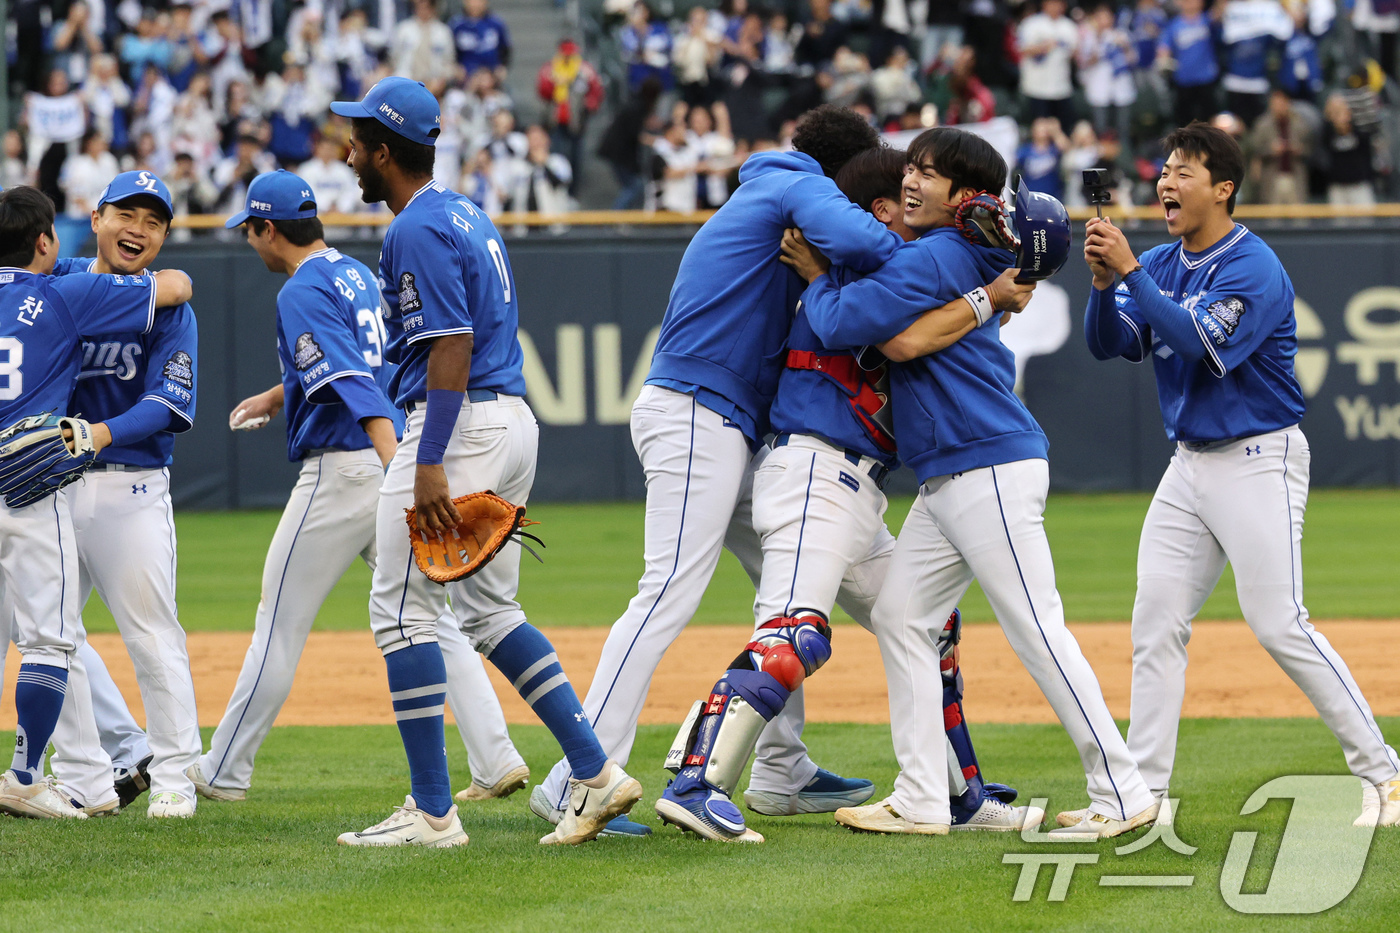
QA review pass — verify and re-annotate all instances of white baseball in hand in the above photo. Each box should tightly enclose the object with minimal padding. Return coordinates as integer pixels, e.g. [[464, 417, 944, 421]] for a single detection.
[[230, 409, 271, 431]]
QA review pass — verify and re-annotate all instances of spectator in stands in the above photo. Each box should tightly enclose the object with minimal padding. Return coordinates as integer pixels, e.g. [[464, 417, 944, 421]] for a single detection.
[[60, 129, 120, 219], [204, 9, 250, 109], [213, 133, 275, 213], [172, 72, 220, 171], [929, 45, 995, 125], [166, 3, 203, 94], [287, 8, 341, 101], [394, 0, 456, 95], [797, 0, 849, 68], [719, 12, 772, 143], [1, 131, 28, 190], [675, 6, 722, 106], [122, 130, 169, 177], [871, 46, 922, 124], [599, 76, 663, 209], [299, 135, 363, 215], [1079, 3, 1137, 148], [458, 148, 503, 215], [83, 53, 132, 153], [487, 110, 530, 170], [1158, 0, 1221, 129], [1249, 87, 1312, 203], [49, 0, 103, 86], [120, 9, 172, 84], [1017, 0, 1079, 132], [1320, 93, 1377, 205], [765, 12, 798, 74], [1061, 119, 1102, 207], [920, 0, 967, 72], [1353, 0, 1400, 81], [538, 39, 604, 196], [824, 46, 874, 108], [25, 68, 87, 205], [335, 8, 382, 102], [687, 103, 737, 208], [1221, 0, 1293, 127], [166, 151, 220, 231], [450, 0, 513, 81], [505, 125, 574, 213], [1018, 116, 1069, 200], [266, 63, 330, 166], [1280, 5, 1324, 102], [651, 118, 701, 213], [619, 2, 674, 93]]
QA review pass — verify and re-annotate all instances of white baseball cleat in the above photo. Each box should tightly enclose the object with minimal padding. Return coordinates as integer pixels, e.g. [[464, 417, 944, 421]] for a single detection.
[[455, 764, 530, 802], [1049, 801, 1158, 839], [834, 798, 950, 835], [951, 797, 1045, 832], [528, 783, 563, 825], [539, 760, 643, 846], [186, 763, 247, 802], [1355, 776, 1400, 828], [57, 784, 120, 818], [0, 772, 89, 820], [1059, 793, 1174, 829], [148, 791, 196, 818], [337, 796, 468, 848]]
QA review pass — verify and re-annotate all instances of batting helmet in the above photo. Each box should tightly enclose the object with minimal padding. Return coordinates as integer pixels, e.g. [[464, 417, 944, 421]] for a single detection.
[[1012, 177, 1071, 281]]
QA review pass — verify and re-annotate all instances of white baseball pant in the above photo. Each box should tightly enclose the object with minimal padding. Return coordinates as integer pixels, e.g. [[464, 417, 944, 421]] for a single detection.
[[1127, 426, 1398, 793], [873, 458, 1155, 825], [201, 447, 525, 793], [540, 387, 891, 811]]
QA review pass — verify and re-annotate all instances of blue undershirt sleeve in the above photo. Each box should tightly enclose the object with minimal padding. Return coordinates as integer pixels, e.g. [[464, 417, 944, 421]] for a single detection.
[[1123, 267, 1208, 362], [102, 398, 175, 449], [1085, 285, 1140, 360]]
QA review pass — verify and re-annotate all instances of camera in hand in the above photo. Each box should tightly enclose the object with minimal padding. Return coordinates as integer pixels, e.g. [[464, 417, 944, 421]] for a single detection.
[[1082, 169, 1113, 207]]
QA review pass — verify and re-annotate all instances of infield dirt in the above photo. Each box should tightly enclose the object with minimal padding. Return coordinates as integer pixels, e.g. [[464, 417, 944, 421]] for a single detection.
[[6, 620, 1399, 730]]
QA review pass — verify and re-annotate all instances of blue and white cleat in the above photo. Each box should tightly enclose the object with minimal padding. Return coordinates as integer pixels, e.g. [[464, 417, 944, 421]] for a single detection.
[[743, 768, 875, 816], [656, 785, 764, 843], [600, 813, 653, 837]]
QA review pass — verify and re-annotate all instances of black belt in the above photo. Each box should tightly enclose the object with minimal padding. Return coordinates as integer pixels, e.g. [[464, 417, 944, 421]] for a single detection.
[[93, 463, 153, 473], [405, 389, 499, 414], [771, 433, 889, 489]]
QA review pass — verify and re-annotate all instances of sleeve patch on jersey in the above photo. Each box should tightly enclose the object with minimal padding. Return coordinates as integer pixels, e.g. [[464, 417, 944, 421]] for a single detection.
[[1205, 297, 1245, 342], [398, 272, 423, 313], [293, 333, 325, 371], [162, 350, 194, 389]]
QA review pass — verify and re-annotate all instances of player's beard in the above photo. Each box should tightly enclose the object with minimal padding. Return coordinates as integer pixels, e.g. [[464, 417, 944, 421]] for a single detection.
[[357, 160, 390, 205]]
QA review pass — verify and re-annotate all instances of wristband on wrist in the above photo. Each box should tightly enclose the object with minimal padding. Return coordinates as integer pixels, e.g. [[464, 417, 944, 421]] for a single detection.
[[964, 286, 994, 326], [416, 388, 465, 465]]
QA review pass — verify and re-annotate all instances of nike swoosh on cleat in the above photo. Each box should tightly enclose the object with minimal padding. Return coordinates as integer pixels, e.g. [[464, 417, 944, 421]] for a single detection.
[[574, 789, 590, 816]]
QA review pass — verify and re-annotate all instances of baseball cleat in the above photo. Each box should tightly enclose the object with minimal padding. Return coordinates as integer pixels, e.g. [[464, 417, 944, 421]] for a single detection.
[[528, 783, 563, 825], [114, 754, 153, 808], [834, 798, 949, 835], [59, 785, 121, 818], [540, 760, 643, 846], [600, 814, 653, 837], [336, 796, 469, 848], [1355, 776, 1400, 828], [186, 762, 247, 802], [1049, 802, 1159, 840], [1059, 793, 1174, 828], [455, 764, 530, 802], [952, 797, 1045, 832], [655, 785, 763, 843], [148, 791, 196, 818], [0, 772, 89, 820], [743, 768, 876, 816]]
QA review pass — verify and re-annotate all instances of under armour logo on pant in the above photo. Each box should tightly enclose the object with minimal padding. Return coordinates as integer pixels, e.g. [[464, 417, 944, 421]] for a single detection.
[[133, 484, 147, 494], [1245, 446, 1262, 456]]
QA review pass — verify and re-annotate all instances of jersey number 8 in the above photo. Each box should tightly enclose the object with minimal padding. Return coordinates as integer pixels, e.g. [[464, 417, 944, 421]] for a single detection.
[[0, 336, 22, 401]]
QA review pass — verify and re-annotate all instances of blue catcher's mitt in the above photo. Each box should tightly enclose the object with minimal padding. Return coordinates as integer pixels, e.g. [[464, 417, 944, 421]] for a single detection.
[[0, 413, 98, 510], [954, 192, 1020, 252]]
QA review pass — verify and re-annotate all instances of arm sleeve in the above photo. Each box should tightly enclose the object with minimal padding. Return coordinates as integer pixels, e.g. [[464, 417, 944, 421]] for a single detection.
[[394, 221, 473, 346], [1084, 282, 1150, 362], [139, 302, 198, 430], [1169, 250, 1291, 377], [782, 174, 903, 272], [324, 373, 397, 424], [278, 278, 377, 402], [102, 398, 175, 448], [1122, 267, 1211, 363], [803, 245, 948, 349], [54, 272, 157, 336]]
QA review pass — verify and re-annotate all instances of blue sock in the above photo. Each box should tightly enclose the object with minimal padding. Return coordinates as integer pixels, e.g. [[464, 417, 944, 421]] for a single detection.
[[489, 625, 607, 781], [384, 644, 452, 818], [10, 664, 68, 785]]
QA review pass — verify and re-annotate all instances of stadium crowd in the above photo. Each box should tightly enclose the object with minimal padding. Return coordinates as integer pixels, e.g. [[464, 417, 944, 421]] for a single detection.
[[4, 0, 1398, 227]]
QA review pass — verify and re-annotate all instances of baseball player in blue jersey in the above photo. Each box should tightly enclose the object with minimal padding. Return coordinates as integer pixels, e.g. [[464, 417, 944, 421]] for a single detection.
[[789, 128, 1158, 838], [34, 172, 202, 819], [535, 107, 1029, 833], [192, 170, 530, 806], [330, 77, 641, 847], [654, 146, 1043, 841], [0, 185, 192, 820], [1076, 122, 1400, 828]]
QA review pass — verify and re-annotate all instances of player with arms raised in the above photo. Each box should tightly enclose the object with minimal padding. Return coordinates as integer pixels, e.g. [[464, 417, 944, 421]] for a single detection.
[[1076, 122, 1400, 828], [330, 77, 641, 848]]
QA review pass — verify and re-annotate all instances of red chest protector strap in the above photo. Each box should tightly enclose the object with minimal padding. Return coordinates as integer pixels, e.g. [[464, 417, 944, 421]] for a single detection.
[[785, 349, 896, 453]]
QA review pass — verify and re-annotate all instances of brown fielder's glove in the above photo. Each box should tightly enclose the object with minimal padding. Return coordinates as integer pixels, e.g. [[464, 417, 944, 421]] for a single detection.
[[405, 490, 543, 584]]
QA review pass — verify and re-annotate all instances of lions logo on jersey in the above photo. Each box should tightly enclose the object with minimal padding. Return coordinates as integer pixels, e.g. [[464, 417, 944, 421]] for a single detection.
[[398, 272, 422, 313], [162, 350, 194, 389], [293, 333, 325, 371]]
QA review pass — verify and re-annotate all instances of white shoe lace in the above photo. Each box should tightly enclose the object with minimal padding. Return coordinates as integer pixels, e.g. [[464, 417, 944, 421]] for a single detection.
[[364, 806, 418, 833]]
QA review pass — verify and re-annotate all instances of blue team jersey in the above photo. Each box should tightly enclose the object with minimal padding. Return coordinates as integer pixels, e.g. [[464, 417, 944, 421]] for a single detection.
[[277, 247, 400, 461], [53, 257, 197, 469], [803, 227, 1047, 483], [646, 150, 902, 443], [0, 267, 159, 425], [378, 181, 526, 408], [1108, 225, 1304, 443], [1159, 14, 1219, 86], [449, 13, 510, 73]]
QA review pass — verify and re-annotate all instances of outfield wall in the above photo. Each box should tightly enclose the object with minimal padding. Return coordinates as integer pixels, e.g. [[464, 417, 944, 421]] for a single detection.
[[148, 222, 1400, 508]]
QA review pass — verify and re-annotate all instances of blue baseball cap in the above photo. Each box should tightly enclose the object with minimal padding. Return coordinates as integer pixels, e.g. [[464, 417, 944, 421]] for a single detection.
[[329, 76, 441, 147], [97, 171, 174, 221], [224, 170, 319, 229]]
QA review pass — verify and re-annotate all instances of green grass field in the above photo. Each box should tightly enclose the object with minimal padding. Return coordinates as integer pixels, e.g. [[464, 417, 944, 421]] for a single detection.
[[2, 719, 1397, 932], [77, 488, 1400, 635]]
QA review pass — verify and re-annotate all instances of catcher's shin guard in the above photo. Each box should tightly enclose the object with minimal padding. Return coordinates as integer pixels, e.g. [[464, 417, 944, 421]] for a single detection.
[[665, 669, 790, 799], [745, 610, 833, 691], [938, 608, 1017, 814]]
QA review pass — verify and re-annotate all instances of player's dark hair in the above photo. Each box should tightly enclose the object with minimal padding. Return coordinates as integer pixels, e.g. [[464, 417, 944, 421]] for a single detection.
[[906, 127, 1008, 197], [835, 147, 906, 213], [247, 204, 324, 247], [1162, 122, 1244, 214], [791, 104, 881, 178], [351, 116, 436, 178], [0, 186, 57, 268]]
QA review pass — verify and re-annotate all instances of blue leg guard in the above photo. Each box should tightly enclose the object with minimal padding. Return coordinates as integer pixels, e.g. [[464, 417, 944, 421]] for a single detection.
[[938, 609, 1018, 823]]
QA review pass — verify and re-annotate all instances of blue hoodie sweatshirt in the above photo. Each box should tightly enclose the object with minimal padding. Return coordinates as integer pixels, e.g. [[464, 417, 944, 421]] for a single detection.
[[646, 150, 903, 443], [803, 226, 1048, 483]]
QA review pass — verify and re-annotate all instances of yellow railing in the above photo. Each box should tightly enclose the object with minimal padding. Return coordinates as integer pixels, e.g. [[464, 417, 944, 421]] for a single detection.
[[171, 203, 1400, 229]]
